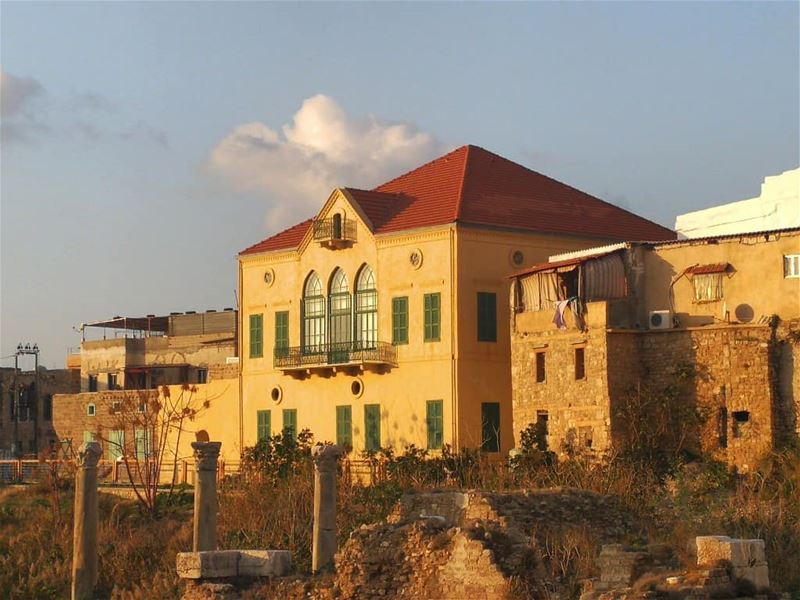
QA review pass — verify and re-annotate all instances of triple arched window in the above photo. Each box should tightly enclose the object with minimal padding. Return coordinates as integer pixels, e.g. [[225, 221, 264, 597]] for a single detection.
[[301, 265, 377, 354]]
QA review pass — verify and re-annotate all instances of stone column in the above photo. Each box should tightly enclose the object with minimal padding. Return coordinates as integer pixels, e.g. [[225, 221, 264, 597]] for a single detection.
[[72, 442, 102, 600], [312, 444, 342, 573], [192, 441, 222, 552]]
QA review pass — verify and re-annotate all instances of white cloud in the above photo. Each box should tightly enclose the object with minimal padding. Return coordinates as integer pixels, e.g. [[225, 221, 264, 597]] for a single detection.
[[209, 95, 448, 229]]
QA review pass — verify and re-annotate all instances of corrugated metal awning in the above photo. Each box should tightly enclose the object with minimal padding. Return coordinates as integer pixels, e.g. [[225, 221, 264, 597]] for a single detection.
[[685, 263, 729, 275]]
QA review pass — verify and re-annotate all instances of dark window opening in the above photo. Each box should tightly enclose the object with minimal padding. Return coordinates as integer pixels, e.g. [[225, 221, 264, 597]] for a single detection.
[[197, 368, 208, 384], [107, 373, 117, 390], [88, 375, 98, 392], [535, 411, 549, 451], [477, 292, 497, 342], [481, 402, 500, 452], [43, 395, 52, 421], [732, 410, 750, 438], [575, 347, 585, 380], [535, 352, 546, 383], [718, 407, 728, 448], [559, 270, 579, 298]]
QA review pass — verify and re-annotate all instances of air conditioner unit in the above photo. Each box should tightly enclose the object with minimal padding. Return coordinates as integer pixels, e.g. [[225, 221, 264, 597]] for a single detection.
[[649, 310, 673, 330]]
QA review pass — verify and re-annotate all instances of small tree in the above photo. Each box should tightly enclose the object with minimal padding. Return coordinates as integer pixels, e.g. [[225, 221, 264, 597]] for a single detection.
[[101, 384, 209, 516]]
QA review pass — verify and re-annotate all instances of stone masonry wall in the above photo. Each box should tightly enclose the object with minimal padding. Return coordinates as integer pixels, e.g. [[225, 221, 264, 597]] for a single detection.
[[511, 305, 612, 454]]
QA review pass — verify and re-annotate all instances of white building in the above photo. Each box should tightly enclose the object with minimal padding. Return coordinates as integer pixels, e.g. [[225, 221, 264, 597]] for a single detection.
[[675, 167, 799, 238]]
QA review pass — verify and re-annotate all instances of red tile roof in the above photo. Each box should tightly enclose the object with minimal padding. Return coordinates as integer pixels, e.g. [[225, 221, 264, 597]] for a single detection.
[[239, 218, 312, 255], [240, 145, 676, 255]]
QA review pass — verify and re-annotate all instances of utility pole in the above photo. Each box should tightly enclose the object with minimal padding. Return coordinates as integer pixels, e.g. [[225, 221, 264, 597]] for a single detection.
[[15, 343, 40, 455]]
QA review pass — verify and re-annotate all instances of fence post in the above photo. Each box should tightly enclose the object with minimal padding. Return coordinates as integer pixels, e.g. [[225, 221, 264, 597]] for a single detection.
[[182, 459, 188, 485]]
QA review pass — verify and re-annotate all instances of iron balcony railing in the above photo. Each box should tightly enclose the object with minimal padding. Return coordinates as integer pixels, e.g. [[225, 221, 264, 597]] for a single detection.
[[274, 341, 397, 370], [312, 217, 357, 244]]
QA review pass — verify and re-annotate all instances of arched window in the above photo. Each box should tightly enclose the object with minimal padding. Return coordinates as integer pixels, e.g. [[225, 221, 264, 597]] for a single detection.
[[332, 213, 343, 239], [302, 272, 325, 353], [355, 264, 377, 349], [328, 268, 352, 361]]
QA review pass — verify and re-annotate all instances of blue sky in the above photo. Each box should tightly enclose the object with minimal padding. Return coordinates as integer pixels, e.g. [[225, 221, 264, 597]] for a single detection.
[[1, 2, 798, 368]]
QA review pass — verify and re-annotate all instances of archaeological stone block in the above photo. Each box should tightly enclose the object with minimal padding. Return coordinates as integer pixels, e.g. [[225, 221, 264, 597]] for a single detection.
[[696, 536, 769, 589], [238, 550, 291, 577], [176, 551, 239, 579]]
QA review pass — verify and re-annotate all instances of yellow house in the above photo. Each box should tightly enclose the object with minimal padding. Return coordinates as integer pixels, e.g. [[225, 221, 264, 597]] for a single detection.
[[237, 145, 674, 455]]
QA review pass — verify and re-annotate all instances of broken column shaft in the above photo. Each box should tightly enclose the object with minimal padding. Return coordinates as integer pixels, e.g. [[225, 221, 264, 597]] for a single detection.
[[192, 441, 222, 552], [312, 443, 342, 573], [72, 442, 102, 600]]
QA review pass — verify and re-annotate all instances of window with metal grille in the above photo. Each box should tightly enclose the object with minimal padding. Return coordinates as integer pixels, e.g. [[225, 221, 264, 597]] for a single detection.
[[424, 293, 441, 342], [392, 297, 408, 345], [477, 292, 497, 342], [692, 274, 723, 302], [282, 409, 297, 440], [355, 265, 377, 350], [302, 272, 326, 353], [426, 400, 443, 450], [785, 254, 800, 278], [249, 313, 263, 358], [481, 402, 500, 452], [364, 404, 381, 452], [275, 311, 289, 358], [336, 405, 352, 449], [257, 410, 271, 442]]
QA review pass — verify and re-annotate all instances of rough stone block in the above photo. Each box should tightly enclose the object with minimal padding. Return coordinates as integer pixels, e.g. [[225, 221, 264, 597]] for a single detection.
[[732, 564, 770, 590], [696, 536, 766, 568], [238, 550, 291, 577], [177, 551, 239, 579]]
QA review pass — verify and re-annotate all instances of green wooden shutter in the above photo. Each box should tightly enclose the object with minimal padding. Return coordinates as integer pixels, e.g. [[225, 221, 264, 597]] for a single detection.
[[83, 430, 94, 444], [135, 429, 150, 460], [426, 400, 443, 450], [249, 313, 263, 358], [364, 404, 381, 452], [424, 293, 441, 342], [282, 409, 297, 440], [477, 292, 497, 342], [336, 405, 353, 448], [481, 403, 500, 453], [257, 410, 271, 442], [392, 297, 408, 345], [108, 430, 124, 460], [274, 311, 289, 358]]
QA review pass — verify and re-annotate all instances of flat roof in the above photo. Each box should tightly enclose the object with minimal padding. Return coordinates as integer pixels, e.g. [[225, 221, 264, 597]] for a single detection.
[[82, 309, 236, 332]]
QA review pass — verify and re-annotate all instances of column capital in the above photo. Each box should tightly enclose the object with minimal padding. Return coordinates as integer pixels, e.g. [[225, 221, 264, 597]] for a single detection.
[[76, 442, 102, 469], [192, 441, 221, 471], [312, 444, 342, 470]]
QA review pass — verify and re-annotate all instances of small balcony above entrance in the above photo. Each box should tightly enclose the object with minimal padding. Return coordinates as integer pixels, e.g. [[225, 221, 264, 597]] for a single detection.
[[274, 341, 396, 376], [312, 215, 356, 249]]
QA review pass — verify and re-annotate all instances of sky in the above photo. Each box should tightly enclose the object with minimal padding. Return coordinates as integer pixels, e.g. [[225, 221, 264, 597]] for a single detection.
[[1, 2, 798, 368]]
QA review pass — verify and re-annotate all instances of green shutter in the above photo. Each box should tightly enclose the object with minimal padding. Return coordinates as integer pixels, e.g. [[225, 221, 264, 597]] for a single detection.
[[257, 410, 271, 442], [83, 430, 94, 444], [274, 311, 289, 358], [424, 293, 441, 342], [282, 409, 297, 440], [336, 405, 353, 448], [135, 429, 150, 460], [108, 430, 124, 460], [477, 292, 497, 342], [392, 297, 408, 345], [426, 400, 444, 450], [481, 403, 500, 453], [364, 404, 381, 452], [249, 313, 263, 358]]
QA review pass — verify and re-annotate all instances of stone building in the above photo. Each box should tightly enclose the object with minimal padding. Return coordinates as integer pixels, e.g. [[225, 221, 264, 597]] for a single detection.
[[237, 145, 675, 456], [52, 310, 241, 463], [510, 227, 800, 470], [0, 366, 80, 457]]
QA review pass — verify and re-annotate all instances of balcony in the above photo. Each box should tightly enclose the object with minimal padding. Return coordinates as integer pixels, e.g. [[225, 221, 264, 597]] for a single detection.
[[312, 216, 356, 249], [274, 341, 397, 376]]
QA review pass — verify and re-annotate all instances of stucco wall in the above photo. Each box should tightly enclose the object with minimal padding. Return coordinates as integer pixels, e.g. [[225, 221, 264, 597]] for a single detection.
[[675, 168, 800, 238]]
